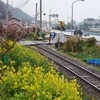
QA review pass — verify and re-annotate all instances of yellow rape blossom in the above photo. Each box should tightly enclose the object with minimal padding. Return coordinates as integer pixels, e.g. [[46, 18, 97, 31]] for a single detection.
[[0, 65, 82, 100], [2, 76, 6, 81], [8, 40, 13, 47], [2, 65, 7, 69], [0, 80, 3, 84]]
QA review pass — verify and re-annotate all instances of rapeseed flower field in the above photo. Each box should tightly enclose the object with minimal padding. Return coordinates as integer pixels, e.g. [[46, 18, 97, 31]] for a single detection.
[[0, 44, 82, 100]]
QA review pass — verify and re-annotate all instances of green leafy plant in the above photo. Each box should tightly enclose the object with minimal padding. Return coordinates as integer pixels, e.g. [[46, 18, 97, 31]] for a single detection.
[[0, 65, 82, 100]]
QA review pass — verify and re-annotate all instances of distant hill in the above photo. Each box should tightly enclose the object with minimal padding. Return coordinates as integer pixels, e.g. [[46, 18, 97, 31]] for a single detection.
[[0, 1, 34, 22], [12, 8, 34, 22], [0, 1, 6, 19]]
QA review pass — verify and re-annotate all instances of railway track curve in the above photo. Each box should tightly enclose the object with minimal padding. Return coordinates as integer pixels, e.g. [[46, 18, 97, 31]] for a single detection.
[[29, 45, 100, 99]]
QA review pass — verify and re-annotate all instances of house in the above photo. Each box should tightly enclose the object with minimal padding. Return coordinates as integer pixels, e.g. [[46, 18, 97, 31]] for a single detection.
[[8, 17, 22, 26], [3, 17, 22, 28]]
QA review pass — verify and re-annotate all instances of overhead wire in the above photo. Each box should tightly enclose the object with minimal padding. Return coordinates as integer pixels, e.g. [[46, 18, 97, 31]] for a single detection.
[[11, 0, 30, 14], [9, 0, 27, 11], [15, 0, 26, 8], [13, 0, 30, 13]]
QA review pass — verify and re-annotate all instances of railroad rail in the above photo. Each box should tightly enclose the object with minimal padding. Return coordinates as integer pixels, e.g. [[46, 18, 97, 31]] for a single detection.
[[29, 45, 100, 99]]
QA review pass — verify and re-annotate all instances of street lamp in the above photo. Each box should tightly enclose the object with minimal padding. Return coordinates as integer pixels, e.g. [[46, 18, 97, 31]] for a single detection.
[[71, 0, 84, 30]]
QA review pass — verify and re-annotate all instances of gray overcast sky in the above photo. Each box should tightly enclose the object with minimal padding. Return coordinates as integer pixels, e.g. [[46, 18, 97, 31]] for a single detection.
[[3, 0, 100, 23]]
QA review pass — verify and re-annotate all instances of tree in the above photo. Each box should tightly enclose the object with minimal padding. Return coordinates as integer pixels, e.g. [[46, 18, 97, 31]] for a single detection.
[[0, 22, 30, 60], [86, 37, 96, 47], [63, 36, 82, 52]]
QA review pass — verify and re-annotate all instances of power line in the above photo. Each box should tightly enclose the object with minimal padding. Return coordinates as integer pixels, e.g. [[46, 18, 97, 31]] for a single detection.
[[11, 0, 30, 14], [15, 0, 26, 8], [13, 0, 30, 13]]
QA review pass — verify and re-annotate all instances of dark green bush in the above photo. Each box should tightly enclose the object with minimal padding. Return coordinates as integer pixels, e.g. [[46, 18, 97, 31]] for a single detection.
[[63, 36, 83, 52], [85, 37, 96, 47]]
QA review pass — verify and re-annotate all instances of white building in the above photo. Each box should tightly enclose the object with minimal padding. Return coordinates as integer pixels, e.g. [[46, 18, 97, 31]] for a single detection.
[[83, 18, 100, 31], [84, 18, 100, 26]]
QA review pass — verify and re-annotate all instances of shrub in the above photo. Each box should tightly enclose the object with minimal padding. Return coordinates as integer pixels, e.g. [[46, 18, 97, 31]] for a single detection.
[[85, 37, 96, 47], [0, 23, 29, 60], [63, 36, 83, 52], [0, 44, 82, 100], [0, 65, 82, 100], [24, 32, 34, 40], [2, 44, 52, 71]]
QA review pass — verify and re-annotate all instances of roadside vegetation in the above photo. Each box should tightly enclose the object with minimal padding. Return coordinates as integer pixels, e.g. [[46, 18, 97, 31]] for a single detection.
[[0, 44, 82, 100], [0, 21, 95, 99], [56, 36, 100, 70]]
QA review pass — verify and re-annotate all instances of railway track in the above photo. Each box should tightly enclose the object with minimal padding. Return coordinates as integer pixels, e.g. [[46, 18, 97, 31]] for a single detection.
[[30, 45, 100, 99]]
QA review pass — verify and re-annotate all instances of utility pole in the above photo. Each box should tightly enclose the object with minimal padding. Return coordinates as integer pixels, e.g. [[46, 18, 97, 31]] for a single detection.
[[49, 10, 52, 32], [6, 0, 8, 31], [67, 16, 69, 24], [35, 3, 38, 36], [40, 0, 42, 37], [6, 0, 8, 23], [49, 10, 51, 29], [11, 0, 13, 17], [35, 3, 38, 26], [99, 16, 100, 32]]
